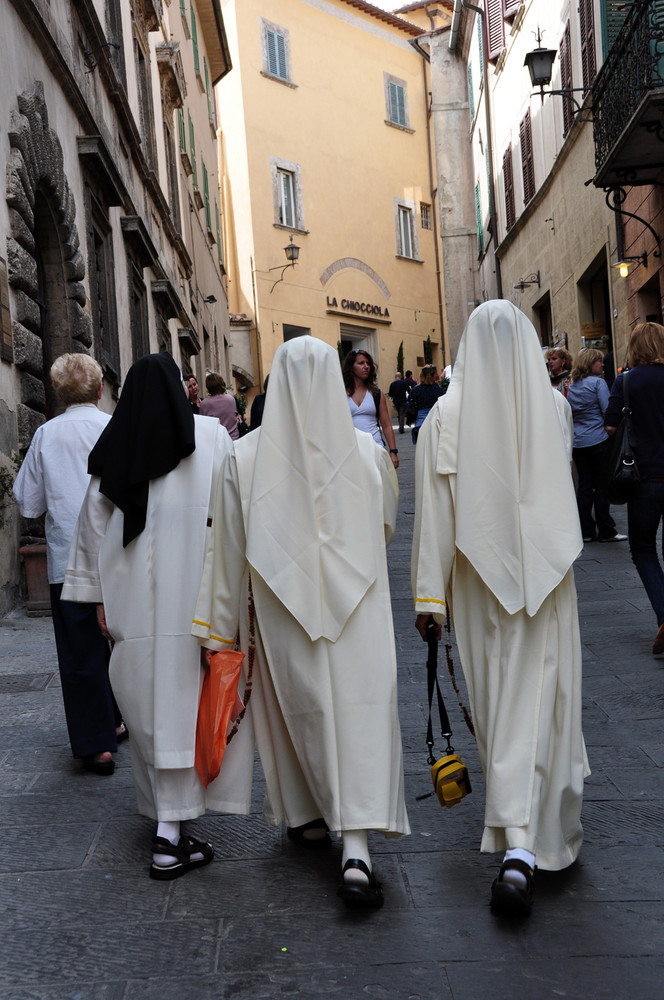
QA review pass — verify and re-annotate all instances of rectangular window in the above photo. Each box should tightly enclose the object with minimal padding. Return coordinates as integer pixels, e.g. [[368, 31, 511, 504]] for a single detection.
[[191, 4, 200, 76], [204, 58, 212, 123], [559, 21, 574, 138], [178, 108, 187, 153], [215, 201, 223, 267], [88, 193, 120, 382], [503, 0, 521, 19], [520, 110, 535, 205], [163, 111, 181, 234], [266, 27, 288, 80], [388, 80, 406, 126], [503, 146, 516, 231], [420, 203, 431, 230], [601, 0, 635, 55], [468, 64, 475, 121], [135, 38, 157, 169], [277, 168, 295, 228], [475, 182, 484, 252], [398, 206, 414, 258]]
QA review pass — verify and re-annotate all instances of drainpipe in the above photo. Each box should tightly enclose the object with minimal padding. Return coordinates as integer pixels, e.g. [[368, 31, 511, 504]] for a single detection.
[[450, 0, 503, 299], [412, 37, 449, 367]]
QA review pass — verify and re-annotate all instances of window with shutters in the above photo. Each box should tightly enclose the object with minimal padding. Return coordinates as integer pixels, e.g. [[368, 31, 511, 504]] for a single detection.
[[601, 0, 635, 57], [394, 198, 420, 260], [485, 0, 505, 62], [579, 0, 597, 88], [202, 157, 212, 235], [215, 201, 224, 268], [261, 20, 293, 84], [271, 157, 305, 231], [468, 64, 475, 122], [559, 21, 574, 138], [190, 4, 200, 77], [520, 110, 535, 206], [475, 182, 484, 253], [503, 146, 516, 231], [384, 74, 412, 131], [503, 0, 521, 20]]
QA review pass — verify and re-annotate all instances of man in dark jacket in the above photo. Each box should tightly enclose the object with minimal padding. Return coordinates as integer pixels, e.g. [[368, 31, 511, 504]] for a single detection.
[[388, 373, 409, 434]]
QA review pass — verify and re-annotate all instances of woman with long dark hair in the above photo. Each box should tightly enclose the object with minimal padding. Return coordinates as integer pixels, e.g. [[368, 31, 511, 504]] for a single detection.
[[341, 349, 399, 469]]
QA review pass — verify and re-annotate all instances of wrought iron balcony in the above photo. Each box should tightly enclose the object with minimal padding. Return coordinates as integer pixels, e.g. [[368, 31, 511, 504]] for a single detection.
[[592, 0, 664, 187]]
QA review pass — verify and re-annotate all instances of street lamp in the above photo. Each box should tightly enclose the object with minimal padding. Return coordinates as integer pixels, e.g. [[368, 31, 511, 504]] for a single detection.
[[270, 234, 301, 293], [611, 251, 648, 278], [524, 29, 593, 121]]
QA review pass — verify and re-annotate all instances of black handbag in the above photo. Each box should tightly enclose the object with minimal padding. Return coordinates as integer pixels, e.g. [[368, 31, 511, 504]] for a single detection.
[[606, 371, 640, 505]]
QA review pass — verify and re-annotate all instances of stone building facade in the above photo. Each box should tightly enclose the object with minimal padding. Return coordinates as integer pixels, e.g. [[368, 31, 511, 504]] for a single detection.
[[0, 0, 231, 613]]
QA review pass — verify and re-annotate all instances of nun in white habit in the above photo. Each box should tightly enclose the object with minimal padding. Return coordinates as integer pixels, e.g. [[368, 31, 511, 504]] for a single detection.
[[193, 336, 409, 908], [412, 300, 589, 916]]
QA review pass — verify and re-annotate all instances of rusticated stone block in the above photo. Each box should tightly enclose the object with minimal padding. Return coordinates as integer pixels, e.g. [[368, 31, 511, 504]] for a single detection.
[[6, 166, 33, 223], [12, 322, 43, 377], [67, 281, 87, 307], [12, 290, 40, 334], [70, 301, 93, 347], [8, 209, 35, 255], [20, 372, 46, 413], [17, 402, 45, 451], [64, 251, 85, 282], [6, 238, 37, 297]]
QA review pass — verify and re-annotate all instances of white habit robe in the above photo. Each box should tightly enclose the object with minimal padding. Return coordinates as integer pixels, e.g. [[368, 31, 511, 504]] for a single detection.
[[412, 301, 589, 871], [193, 428, 409, 837], [63, 416, 254, 821]]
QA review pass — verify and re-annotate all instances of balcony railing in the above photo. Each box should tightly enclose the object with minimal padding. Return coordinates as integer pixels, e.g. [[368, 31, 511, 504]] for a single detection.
[[592, 0, 664, 186]]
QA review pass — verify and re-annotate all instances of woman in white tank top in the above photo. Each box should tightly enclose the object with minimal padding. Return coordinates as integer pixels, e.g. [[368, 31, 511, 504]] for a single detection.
[[341, 349, 399, 469]]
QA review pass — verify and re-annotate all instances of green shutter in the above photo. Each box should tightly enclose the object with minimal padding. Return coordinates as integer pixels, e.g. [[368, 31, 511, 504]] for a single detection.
[[475, 182, 484, 252], [468, 64, 475, 120], [180, 0, 186, 17], [178, 108, 186, 153], [389, 81, 406, 126], [601, 0, 635, 57], [215, 201, 223, 266], [204, 58, 212, 123], [188, 112, 198, 189], [203, 159, 211, 232], [191, 6, 200, 75]]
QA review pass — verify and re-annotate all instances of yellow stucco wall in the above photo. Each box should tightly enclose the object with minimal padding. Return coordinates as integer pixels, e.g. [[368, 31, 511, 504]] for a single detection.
[[218, 0, 445, 390]]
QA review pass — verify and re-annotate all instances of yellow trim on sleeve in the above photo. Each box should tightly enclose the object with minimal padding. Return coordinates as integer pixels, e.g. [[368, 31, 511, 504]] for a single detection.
[[191, 619, 235, 645], [414, 597, 447, 607]]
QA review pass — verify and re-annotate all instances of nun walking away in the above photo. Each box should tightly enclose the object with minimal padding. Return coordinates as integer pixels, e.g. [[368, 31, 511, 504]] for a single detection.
[[412, 301, 589, 917], [63, 354, 254, 879], [193, 336, 409, 909]]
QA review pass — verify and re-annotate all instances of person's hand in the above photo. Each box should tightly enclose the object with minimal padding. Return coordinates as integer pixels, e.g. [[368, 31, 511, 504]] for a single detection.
[[390, 451, 399, 470], [201, 647, 213, 672], [415, 613, 441, 641], [96, 604, 113, 642]]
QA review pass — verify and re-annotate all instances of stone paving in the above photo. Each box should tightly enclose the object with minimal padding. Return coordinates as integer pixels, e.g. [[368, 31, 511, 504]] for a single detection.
[[1, 434, 663, 999]]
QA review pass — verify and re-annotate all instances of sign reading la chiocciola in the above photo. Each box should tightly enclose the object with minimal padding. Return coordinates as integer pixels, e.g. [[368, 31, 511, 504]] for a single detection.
[[326, 296, 390, 318]]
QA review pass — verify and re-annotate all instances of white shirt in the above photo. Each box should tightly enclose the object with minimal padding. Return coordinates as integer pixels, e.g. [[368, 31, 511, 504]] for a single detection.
[[13, 404, 110, 584]]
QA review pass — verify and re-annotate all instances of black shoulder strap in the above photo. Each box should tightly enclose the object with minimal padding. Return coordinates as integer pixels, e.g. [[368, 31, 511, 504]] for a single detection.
[[426, 624, 453, 764]]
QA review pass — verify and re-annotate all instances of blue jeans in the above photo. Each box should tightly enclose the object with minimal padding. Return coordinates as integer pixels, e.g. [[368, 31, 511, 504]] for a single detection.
[[627, 481, 664, 625]]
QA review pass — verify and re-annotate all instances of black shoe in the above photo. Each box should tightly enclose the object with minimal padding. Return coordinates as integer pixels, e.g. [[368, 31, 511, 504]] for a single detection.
[[337, 858, 384, 909], [286, 818, 331, 849], [490, 859, 534, 916], [81, 753, 115, 776]]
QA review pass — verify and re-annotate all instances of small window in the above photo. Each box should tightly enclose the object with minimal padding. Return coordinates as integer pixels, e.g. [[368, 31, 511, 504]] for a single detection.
[[399, 206, 413, 258], [262, 20, 292, 84], [384, 73, 410, 129], [420, 203, 432, 230], [277, 169, 295, 228]]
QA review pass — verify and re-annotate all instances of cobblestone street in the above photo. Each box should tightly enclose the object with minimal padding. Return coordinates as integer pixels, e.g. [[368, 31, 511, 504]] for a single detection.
[[1, 434, 663, 999]]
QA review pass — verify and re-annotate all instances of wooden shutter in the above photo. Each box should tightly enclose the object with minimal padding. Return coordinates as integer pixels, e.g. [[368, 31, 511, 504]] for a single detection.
[[579, 0, 597, 89], [485, 0, 505, 62], [389, 81, 406, 125], [520, 110, 535, 205], [602, 0, 635, 55], [559, 21, 573, 138], [503, 0, 521, 20], [475, 182, 484, 252], [520, 115, 535, 202], [503, 146, 515, 231], [266, 29, 287, 79]]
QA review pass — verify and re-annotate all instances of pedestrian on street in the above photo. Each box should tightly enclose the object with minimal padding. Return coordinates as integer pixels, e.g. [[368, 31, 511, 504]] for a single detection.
[[63, 354, 254, 879], [342, 348, 399, 469], [407, 365, 444, 445], [388, 371, 409, 435], [193, 336, 409, 909], [13, 353, 124, 776], [412, 300, 589, 917], [566, 348, 627, 544], [605, 322, 664, 656]]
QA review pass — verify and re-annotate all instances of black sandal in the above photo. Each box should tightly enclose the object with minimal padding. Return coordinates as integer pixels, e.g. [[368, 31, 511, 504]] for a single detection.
[[149, 835, 215, 881], [337, 858, 384, 909], [490, 858, 535, 916], [286, 818, 331, 850]]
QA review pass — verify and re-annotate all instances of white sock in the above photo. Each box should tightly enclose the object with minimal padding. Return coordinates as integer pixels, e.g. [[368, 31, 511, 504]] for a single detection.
[[342, 830, 371, 885], [502, 848, 536, 888], [154, 821, 181, 866]]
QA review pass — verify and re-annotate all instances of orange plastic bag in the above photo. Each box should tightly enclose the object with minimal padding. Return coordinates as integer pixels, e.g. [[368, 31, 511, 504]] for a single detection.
[[195, 649, 245, 788]]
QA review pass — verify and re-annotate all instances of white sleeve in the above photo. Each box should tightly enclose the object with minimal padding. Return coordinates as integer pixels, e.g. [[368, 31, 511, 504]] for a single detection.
[[12, 434, 46, 518], [61, 477, 114, 604]]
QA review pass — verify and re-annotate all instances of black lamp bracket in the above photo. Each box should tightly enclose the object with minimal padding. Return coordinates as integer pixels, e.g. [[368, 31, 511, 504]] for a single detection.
[[604, 187, 662, 258]]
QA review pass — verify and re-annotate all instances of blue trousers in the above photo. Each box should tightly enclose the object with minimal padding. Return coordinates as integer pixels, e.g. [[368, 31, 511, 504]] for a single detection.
[[50, 584, 120, 758], [627, 481, 664, 625]]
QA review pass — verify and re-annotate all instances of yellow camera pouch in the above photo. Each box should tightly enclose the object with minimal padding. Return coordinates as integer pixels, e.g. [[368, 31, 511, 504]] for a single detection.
[[431, 753, 472, 808]]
